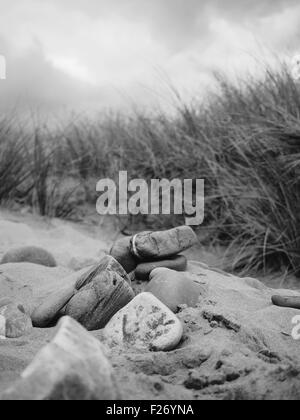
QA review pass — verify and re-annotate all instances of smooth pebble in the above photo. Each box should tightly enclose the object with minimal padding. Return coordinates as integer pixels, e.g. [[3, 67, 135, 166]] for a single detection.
[[104, 292, 183, 352]]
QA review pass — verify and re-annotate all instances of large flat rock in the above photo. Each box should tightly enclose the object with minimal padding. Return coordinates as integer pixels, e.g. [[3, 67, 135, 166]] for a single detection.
[[1, 317, 120, 400]]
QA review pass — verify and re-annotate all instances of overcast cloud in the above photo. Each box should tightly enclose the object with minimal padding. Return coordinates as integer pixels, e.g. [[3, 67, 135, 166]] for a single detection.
[[0, 0, 299, 113]]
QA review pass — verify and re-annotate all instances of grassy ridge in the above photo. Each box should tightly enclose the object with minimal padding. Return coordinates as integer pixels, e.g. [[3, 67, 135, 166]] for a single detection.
[[0, 64, 300, 276]]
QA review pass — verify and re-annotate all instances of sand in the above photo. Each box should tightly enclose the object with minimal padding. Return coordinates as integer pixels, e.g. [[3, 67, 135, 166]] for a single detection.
[[0, 210, 108, 270], [0, 211, 300, 400]]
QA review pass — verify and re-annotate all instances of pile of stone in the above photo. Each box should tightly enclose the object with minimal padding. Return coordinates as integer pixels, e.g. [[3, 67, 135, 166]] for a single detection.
[[110, 226, 196, 279], [0, 226, 201, 339], [2, 224, 299, 400], [0, 226, 205, 399], [35, 226, 199, 331]]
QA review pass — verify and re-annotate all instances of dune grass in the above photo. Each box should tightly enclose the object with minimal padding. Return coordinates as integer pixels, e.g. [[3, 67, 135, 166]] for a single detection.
[[0, 64, 300, 277]]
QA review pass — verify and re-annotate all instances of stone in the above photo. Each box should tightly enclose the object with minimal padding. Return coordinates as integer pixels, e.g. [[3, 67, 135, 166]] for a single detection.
[[110, 237, 137, 273], [1, 246, 57, 267], [146, 268, 205, 313], [29, 266, 98, 329], [131, 226, 198, 261], [272, 295, 300, 310], [0, 303, 32, 339], [135, 255, 187, 281], [31, 256, 134, 330], [75, 255, 131, 289], [62, 256, 135, 331], [31, 285, 75, 328], [104, 292, 183, 352], [0, 317, 120, 400]]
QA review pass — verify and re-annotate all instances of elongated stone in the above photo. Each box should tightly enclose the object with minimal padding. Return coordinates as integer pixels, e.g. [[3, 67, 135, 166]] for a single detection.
[[74, 255, 131, 290], [110, 237, 137, 273], [63, 256, 135, 331], [131, 226, 198, 261], [31, 285, 75, 328], [272, 295, 300, 310], [0, 317, 120, 400], [135, 255, 187, 281], [29, 266, 91, 328]]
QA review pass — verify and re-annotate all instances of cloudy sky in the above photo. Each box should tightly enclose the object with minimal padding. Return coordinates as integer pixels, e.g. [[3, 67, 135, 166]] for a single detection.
[[0, 0, 299, 113]]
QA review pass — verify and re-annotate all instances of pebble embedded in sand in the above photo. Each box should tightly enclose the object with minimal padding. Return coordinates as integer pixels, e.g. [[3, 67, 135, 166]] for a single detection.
[[63, 256, 135, 331], [272, 295, 300, 310], [104, 292, 183, 352], [146, 268, 204, 313], [135, 255, 188, 281], [1, 246, 57, 268], [0, 317, 120, 400], [0, 304, 32, 339], [110, 237, 138, 273], [131, 226, 198, 261]]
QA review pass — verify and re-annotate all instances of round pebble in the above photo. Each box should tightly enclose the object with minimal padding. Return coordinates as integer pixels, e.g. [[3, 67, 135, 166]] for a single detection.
[[104, 292, 183, 352], [146, 268, 205, 313], [1, 246, 57, 268]]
